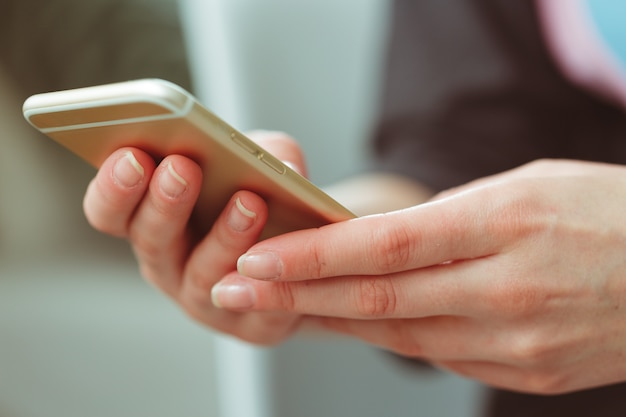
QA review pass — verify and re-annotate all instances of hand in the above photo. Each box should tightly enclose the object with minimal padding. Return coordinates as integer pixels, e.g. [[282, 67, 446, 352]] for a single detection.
[[212, 159, 626, 393], [83, 131, 306, 345]]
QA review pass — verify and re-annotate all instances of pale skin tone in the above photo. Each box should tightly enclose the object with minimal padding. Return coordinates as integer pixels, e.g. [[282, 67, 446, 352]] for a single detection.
[[84, 131, 626, 395]]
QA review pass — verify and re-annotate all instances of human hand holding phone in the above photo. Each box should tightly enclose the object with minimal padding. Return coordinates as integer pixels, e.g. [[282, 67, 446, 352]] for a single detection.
[[83, 131, 306, 344], [23, 79, 358, 342], [211, 159, 626, 393]]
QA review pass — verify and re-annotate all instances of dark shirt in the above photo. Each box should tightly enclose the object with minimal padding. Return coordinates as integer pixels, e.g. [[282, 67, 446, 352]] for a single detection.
[[372, 0, 626, 193]]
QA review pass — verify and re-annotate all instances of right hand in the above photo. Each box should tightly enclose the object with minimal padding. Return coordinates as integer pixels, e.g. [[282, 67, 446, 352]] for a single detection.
[[82, 131, 306, 344]]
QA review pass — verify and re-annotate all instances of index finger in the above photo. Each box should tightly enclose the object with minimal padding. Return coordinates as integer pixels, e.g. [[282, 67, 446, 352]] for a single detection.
[[237, 183, 533, 281]]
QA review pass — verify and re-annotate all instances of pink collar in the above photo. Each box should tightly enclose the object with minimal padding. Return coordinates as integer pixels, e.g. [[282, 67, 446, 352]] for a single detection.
[[536, 0, 626, 108]]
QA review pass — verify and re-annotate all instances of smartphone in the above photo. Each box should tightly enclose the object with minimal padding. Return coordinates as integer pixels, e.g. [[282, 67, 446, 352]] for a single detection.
[[22, 78, 355, 238]]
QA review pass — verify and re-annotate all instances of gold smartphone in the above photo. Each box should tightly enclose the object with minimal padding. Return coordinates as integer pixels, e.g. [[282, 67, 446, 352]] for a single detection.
[[23, 78, 355, 238]]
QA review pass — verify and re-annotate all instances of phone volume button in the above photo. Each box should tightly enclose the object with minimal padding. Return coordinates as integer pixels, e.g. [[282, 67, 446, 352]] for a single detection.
[[260, 153, 286, 174], [230, 132, 257, 154]]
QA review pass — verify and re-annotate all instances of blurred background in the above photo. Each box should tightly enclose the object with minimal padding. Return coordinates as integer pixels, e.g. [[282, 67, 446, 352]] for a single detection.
[[0, 0, 484, 416]]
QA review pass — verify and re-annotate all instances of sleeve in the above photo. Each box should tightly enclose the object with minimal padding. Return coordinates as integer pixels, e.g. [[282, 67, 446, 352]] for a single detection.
[[0, 0, 192, 98], [369, 0, 623, 192]]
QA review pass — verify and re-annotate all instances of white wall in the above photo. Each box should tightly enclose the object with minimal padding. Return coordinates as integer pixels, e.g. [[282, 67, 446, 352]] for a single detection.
[[181, 0, 386, 185]]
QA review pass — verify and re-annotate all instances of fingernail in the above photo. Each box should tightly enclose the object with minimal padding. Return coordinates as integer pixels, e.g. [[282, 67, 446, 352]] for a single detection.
[[228, 197, 257, 232], [211, 281, 256, 310], [237, 251, 283, 280], [113, 151, 144, 188], [160, 161, 188, 198]]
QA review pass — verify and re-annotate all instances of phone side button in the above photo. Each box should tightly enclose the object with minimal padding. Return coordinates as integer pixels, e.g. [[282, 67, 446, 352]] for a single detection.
[[260, 153, 286, 174], [230, 132, 257, 154]]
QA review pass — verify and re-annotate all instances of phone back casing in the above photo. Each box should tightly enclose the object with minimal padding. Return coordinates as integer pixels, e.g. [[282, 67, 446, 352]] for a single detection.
[[23, 79, 355, 238]]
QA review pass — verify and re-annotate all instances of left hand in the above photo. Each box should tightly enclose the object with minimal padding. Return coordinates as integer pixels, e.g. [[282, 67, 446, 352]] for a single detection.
[[211, 159, 626, 394], [82, 131, 307, 345]]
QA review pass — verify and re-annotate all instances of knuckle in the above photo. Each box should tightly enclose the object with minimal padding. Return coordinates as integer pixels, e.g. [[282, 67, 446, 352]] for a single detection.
[[519, 370, 568, 395], [523, 158, 553, 172], [509, 338, 543, 366], [482, 278, 544, 319], [486, 182, 555, 241], [354, 278, 398, 318], [507, 328, 556, 368], [521, 158, 580, 178], [370, 220, 414, 272], [130, 232, 169, 269], [185, 268, 215, 296], [273, 282, 297, 311], [300, 236, 328, 279]]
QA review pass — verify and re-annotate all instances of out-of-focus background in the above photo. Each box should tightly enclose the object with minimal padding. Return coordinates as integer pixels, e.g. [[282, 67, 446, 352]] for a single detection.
[[0, 0, 484, 416]]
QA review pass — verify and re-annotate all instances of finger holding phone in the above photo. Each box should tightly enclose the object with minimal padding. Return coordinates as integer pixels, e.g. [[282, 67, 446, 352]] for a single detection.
[[83, 132, 306, 344]]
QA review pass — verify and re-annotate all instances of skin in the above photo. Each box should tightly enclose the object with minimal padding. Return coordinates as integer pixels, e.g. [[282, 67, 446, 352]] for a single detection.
[[83, 132, 306, 344], [84, 132, 626, 395]]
